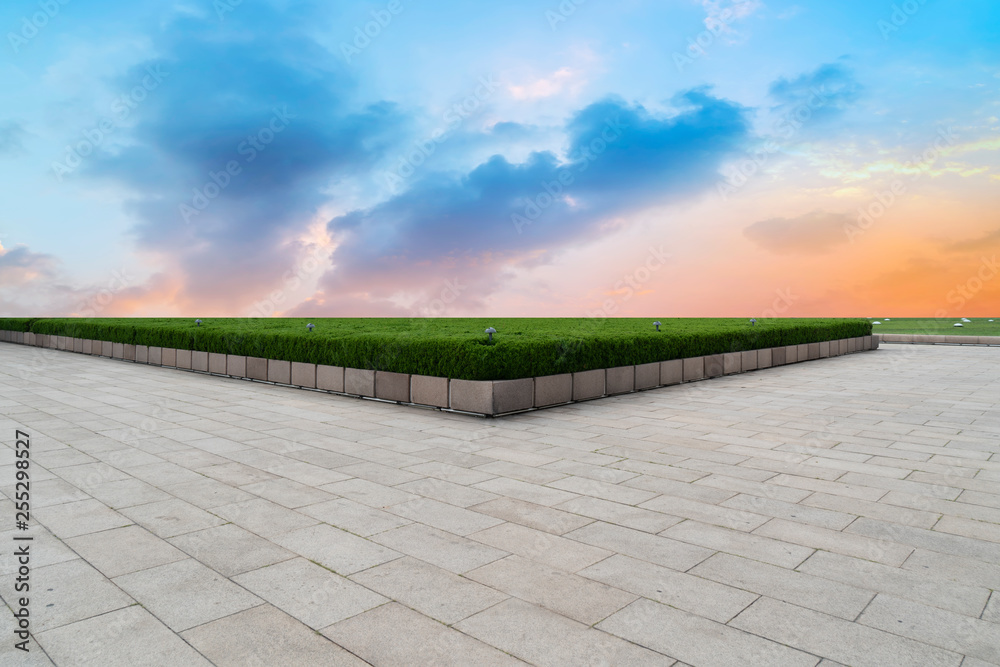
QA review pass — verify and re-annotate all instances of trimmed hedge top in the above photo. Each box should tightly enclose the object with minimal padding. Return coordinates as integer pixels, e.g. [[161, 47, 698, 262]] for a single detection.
[[10, 317, 871, 381]]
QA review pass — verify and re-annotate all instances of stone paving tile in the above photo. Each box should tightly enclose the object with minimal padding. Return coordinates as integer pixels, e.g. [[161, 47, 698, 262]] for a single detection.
[[470, 497, 595, 535], [730, 596, 963, 667], [598, 598, 818, 667], [662, 519, 814, 569], [182, 604, 367, 666], [66, 525, 188, 578], [466, 554, 637, 625], [233, 558, 387, 629], [689, 552, 875, 620], [857, 594, 1000, 663], [370, 522, 510, 573], [455, 598, 669, 666], [168, 523, 296, 576], [6, 342, 1000, 665], [470, 521, 614, 572], [798, 550, 992, 617], [386, 497, 504, 536], [119, 497, 226, 539], [566, 521, 714, 571], [274, 523, 401, 575], [580, 554, 759, 623], [31, 499, 131, 538], [113, 558, 262, 632], [324, 602, 526, 666], [37, 605, 212, 667], [16, 559, 134, 633], [350, 556, 507, 624]]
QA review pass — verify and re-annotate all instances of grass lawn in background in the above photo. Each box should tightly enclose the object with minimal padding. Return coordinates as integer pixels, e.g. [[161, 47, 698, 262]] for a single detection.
[[867, 317, 1000, 336], [1, 317, 871, 381]]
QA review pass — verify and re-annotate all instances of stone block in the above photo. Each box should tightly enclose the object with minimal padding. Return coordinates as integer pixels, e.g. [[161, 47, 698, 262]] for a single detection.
[[797, 344, 809, 361], [704, 354, 724, 378], [534, 374, 572, 407], [741, 350, 758, 371], [925, 335, 947, 344], [291, 362, 316, 388], [757, 348, 772, 368], [124, 344, 136, 362], [723, 352, 741, 375], [176, 349, 193, 369], [634, 363, 660, 390], [227, 355, 247, 378], [449, 379, 493, 414], [25, 332, 34, 346], [102, 341, 113, 357], [872, 335, 880, 349], [660, 359, 683, 385], [819, 341, 830, 358], [317, 365, 345, 392], [73, 338, 84, 353], [682, 356, 705, 381], [411, 375, 448, 408], [807, 343, 820, 360], [135, 345, 148, 363], [376, 371, 410, 402], [606, 366, 635, 395], [572, 369, 605, 401], [847, 338, 857, 353], [191, 350, 208, 372], [112, 342, 124, 359], [246, 357, 267, 381], [771, 346, 786, 366], [149, 347, 163, 365], [267, 360, 291, 384], [945, 335, 969, 344], [493, 378, 533, 414], [785, 345, 799, 364], [839, 339, 848, 355], [979, 336, 1000, 346], [345, 368, 375, 397], [208, 353, 227, 375], [82, 339, 93, 355]]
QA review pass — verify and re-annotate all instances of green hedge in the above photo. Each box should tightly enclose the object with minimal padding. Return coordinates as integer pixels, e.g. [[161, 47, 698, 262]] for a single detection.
[[15, 318, 871, 381], [0, 318, 38, 332]]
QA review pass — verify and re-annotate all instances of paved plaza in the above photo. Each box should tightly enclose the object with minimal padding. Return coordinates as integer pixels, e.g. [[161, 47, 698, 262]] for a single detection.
[[1, 341, 998, 666]]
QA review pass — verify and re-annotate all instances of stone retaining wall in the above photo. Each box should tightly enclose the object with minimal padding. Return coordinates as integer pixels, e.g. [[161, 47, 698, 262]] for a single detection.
[[0, 330, 879, 417], [878, 334, 1000, 345]]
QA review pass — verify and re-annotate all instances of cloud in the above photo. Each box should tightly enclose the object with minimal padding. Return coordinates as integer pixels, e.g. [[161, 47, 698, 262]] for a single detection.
[[0, 243, 57, 286], [702, 0, 763, 40], [948, 227, 1000, 253], [744, 210, 853, 254], [0, 121, 27, 156], [768, 62, 862, 123], [78, 9, 403, 314], [509, 68, 585, 100], [305, 89, 751, 313]]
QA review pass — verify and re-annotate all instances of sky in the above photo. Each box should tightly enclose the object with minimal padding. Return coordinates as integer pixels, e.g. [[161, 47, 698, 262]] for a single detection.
[[0, 0, 998, 319]]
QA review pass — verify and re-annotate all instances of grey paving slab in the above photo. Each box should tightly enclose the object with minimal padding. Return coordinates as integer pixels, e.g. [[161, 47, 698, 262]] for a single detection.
[[112, 558, 262, 632], [598, 598, 818, 667], [466, 554, 637, 625], [37, 605, 212, 667], [455, 598, 669, 666], [233, 557, 387, 629], [324, 602, 526, 666], [730, 596, 963, 667], [350, 555, 507, 624], [4, 341, 1000, 665], [182, 604, 367, 666]]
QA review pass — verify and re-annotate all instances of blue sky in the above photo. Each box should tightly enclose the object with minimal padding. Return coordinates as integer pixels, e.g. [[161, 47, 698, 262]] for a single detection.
[[1, 0, 998, 317]]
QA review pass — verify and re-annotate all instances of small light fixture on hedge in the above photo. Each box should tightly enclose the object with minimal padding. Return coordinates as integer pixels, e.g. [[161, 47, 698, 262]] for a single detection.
[[485, 327, 496, 343], [307, 323, 315, 332], [195, 319, 202, 326], [749, 318, 757, 326], [653, 321, 661, 332]]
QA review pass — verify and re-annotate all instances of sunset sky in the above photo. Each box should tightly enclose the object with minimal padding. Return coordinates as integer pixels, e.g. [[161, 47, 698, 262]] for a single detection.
[[1, 0, 998, 318]]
